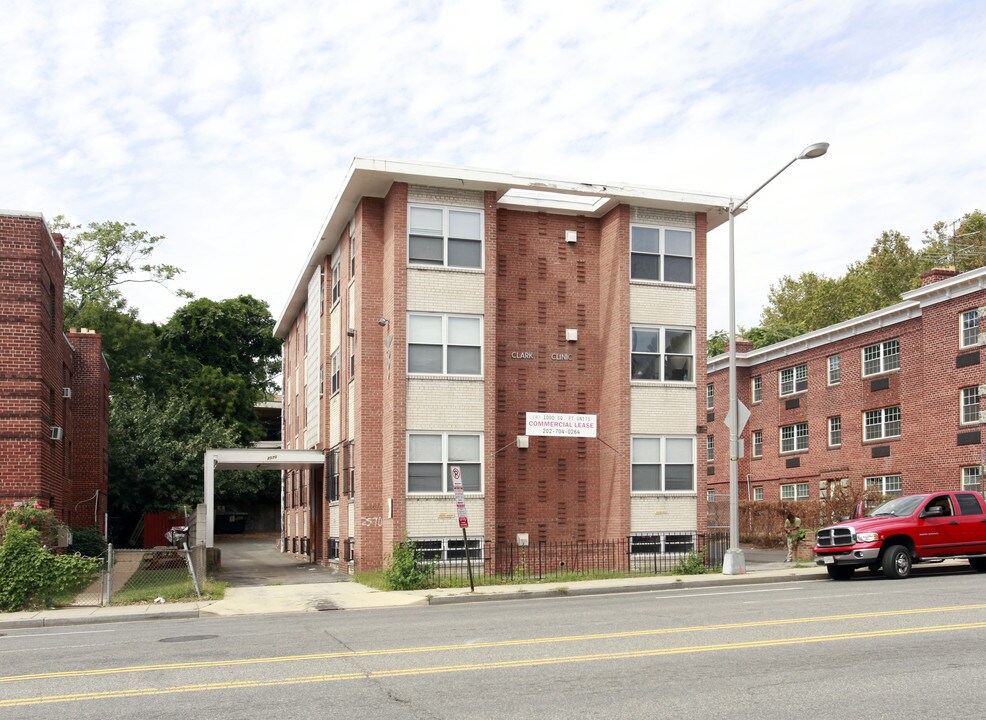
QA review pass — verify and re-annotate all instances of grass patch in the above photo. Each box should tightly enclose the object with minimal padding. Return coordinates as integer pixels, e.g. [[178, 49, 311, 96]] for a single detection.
[[111, 569, 226, 605], [357, 567, 676, 591]]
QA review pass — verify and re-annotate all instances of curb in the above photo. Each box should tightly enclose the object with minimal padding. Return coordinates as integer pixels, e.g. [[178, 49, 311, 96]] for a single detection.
[[426, 570, 828, 605], [0, 610, 202, 630]]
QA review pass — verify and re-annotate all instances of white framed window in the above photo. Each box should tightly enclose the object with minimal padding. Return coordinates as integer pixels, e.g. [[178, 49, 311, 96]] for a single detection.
[[828, 354, 841, 385], [780, 423, 809, 453], [828, 416, 842, 447], [779, 364, 807, 396], [706, 489, 715, 503], [961, 309, 982, 348], [629, 533, 695, 555], [350, 233, 356, 280], [752, 430, 763, 458], [752, 375, 762, 403], [331, 260, 341, 304], [407, 432, 483, 494], [961, 386, 981, 425], [330, 351, 340, 395], [753, 487, 764, 501], [706, 435, 714, 463], [349, 336, 355, 381], [780, 482, 809, 500], [862, 339, 900, 376], [865, 474, 903, 497], [706, 383, 714, 410], [630, 436, 695, 493], [629, 225, 694, 284], [962, 466, 983, 492], [408, 313, 482, 376], [409, 205, 483, 269], [630, 327, 693, 382], [864, 406, 901, 441], [411, 537, 483, 561]]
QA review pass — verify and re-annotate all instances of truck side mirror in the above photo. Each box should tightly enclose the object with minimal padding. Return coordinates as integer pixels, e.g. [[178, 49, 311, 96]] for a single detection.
[[921, 506, 945, 517]]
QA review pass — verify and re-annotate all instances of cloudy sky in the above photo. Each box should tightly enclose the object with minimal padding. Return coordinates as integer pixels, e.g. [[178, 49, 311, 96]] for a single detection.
[[2, 0, 984, 336]]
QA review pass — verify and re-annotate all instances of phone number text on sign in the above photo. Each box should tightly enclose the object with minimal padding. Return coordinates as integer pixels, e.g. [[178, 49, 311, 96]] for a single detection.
[[525, 412, 597, 438]]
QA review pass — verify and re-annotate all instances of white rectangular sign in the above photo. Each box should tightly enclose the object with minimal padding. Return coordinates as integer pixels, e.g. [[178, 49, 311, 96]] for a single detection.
[[525, 412, 597, 438]]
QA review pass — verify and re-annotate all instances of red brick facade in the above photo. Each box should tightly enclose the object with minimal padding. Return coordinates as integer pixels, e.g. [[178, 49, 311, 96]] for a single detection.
[[277, 162, 729, 571], [702, 267, 986, 532], [0, 212, 109, 529]]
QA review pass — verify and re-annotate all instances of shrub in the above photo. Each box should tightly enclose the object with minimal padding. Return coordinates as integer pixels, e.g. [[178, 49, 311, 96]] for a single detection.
[[0, 525, 101, 611], [673, 550, 708, 575], [68, 527, 108, 558], [383, 540, 434, 590], [0, 501, 59, 546]]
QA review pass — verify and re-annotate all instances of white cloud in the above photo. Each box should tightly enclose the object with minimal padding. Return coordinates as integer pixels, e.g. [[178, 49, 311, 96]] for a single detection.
[[1, 0, 984, 336]]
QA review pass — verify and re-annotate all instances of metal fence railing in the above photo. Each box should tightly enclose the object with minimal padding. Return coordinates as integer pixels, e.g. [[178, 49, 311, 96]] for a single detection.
[[413, 533, 727, 585]]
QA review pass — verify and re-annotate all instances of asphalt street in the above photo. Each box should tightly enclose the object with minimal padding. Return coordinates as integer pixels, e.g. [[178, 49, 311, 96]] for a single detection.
[[3, 565, 986, 719]]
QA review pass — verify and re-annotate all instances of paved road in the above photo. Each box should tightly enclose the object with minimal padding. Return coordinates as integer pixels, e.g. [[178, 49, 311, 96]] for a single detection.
[[3, 563, 986, 719], [214, 534, 349, 587]]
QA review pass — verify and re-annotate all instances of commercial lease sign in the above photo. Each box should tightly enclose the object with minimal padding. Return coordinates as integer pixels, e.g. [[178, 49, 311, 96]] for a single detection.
[[525, 412, 597, 438]]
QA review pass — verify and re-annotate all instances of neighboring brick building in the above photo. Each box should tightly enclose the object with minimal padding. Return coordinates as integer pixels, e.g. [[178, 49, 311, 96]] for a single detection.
[[703, 266, 986, 532], [275, 159, 734, 571], [0, 211, 109, 529]]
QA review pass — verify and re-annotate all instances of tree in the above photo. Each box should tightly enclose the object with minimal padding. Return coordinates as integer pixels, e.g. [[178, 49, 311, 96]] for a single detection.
[[922, 210, 986, 273], [707, 330, 728, 357], [52, 216, 191, 326]]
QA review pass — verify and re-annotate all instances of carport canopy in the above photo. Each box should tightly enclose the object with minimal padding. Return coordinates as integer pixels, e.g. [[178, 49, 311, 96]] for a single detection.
[[203, 448, 325, 547]]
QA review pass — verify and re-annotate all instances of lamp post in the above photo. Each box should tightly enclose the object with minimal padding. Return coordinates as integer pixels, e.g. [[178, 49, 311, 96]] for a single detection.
[[721, 141, 829, 576]]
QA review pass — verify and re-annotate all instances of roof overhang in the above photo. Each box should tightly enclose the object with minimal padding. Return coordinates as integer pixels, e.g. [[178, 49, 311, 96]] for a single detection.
[[206, 447, 324, 471], [274, 157, 736, 337]]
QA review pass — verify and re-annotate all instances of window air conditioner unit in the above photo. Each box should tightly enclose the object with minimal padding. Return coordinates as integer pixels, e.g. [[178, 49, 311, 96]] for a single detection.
[[50, 426, 63, 441], [62, 387, 72, 399]]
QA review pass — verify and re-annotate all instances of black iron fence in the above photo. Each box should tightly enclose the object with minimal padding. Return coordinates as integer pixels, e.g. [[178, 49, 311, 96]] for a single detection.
[[412, 532, 728, 585]]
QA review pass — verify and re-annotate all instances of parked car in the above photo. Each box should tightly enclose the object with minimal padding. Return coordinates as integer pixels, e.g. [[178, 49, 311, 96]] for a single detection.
[[814, 491, 986, 580]]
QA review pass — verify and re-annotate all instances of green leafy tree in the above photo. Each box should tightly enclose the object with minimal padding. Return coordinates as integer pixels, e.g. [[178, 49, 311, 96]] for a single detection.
[[707, 330, 728, 357], [52, 216, 191, 326], [922, 210, 986, 273]]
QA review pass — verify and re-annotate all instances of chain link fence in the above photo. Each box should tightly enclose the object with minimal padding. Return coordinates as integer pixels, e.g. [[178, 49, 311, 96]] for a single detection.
[[64, 543, 206, 606]]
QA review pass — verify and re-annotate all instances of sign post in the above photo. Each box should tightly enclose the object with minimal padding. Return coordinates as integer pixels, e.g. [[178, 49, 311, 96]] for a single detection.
[[451, 466, 474, 592]]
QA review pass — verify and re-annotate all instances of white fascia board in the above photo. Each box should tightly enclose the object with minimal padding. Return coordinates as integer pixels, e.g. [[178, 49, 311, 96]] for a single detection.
[[901, 266, 986, 305], [275, 157, 736, 337]]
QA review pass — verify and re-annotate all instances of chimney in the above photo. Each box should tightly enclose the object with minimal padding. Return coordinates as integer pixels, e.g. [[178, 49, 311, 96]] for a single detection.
[[52, 232, 64, 252], [920, 266, 957, 287], [735, 338, 754, 353]]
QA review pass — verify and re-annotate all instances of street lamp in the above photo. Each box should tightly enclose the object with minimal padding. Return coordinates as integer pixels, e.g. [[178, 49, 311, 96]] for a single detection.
[[721, 141, 829, 576]]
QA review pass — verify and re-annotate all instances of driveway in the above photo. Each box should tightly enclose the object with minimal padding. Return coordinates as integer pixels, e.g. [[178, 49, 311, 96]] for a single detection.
[[214, 534, 349, 587]]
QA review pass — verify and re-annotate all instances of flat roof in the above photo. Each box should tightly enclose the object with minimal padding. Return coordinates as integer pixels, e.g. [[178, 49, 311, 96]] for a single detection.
[[275, 158, 737, 337]]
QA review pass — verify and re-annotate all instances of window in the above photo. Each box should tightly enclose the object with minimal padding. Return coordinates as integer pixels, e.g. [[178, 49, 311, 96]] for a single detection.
[[328, 538, 340, 560], [752, 376, 762, 403], [864, 406, 901, 441], [342, 441, 355, 498], [780, 482, 810, 500], [408, 314, 482, 375], [409, 205, 483, 269], [629, 225, 694, 284], [706, 383, 714, 410], [629, 533, 695, 555], [330, 351, 340, 395], [962, 466, 983, 492], [961, 309, 982, 348], [961, 386, 981, 425], [349, 336, 356, 381], [865, 475, 902, 497], [780, 423, 809, 453], [753, 487, 764, 501], [412, 537, 483, 561], [630, 327, 693, 382], [630, 436, 695, 492], [862, 339, 900, 376], [828, 416, 842, 447], [779, 364, 807, 396], [828, 355, 841, 385], [706, 435, 714, 463], [326, 450, 340, 502], [706, 489, 715, 503], [752, 430, 763, 458], [350, 235, 356, 279], [407, 432, 482, 494], [331, 260, 340, 304]]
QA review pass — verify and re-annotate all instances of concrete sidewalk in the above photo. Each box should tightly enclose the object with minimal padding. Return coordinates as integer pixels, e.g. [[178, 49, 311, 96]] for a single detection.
[[0, 562, 828, 629]]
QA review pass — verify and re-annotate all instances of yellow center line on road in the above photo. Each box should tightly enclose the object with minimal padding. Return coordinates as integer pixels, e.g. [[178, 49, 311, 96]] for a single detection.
[[4, 620, 986, 708], [4, 603, 986, 683]]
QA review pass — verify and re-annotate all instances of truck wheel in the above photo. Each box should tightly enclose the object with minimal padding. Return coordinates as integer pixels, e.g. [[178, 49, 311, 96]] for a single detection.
[[881, 545, 912, 579], [969, 558, 986, 572], [827, 565, 855, 581]]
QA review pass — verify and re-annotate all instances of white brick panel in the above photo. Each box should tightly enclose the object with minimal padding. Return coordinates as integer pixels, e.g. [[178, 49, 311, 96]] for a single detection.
[[630, 207, 695, 229], [406, 497, 486, 537], [408, 185, 484, 208], [330, 503, 339, 532], [407, 379, 484, 430], [630, 495, 697, 532], [631, 386, 696, 433], [329, 394, 341, 448], [630, 285, 697, 326], [407, 269, 485, 314]]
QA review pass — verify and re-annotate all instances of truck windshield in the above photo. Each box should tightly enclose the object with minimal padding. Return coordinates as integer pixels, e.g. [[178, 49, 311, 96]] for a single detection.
[[869, 496, 924, 517]]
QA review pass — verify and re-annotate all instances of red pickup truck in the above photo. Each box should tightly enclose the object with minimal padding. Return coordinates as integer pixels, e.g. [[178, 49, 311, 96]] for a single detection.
[[814, 491, 986, 580]]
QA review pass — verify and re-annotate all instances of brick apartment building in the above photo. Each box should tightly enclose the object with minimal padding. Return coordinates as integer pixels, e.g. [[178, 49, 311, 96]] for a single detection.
[[0, 211, 109, 529], [703, 266, 986, 532], [274, 158, 735, 571]]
